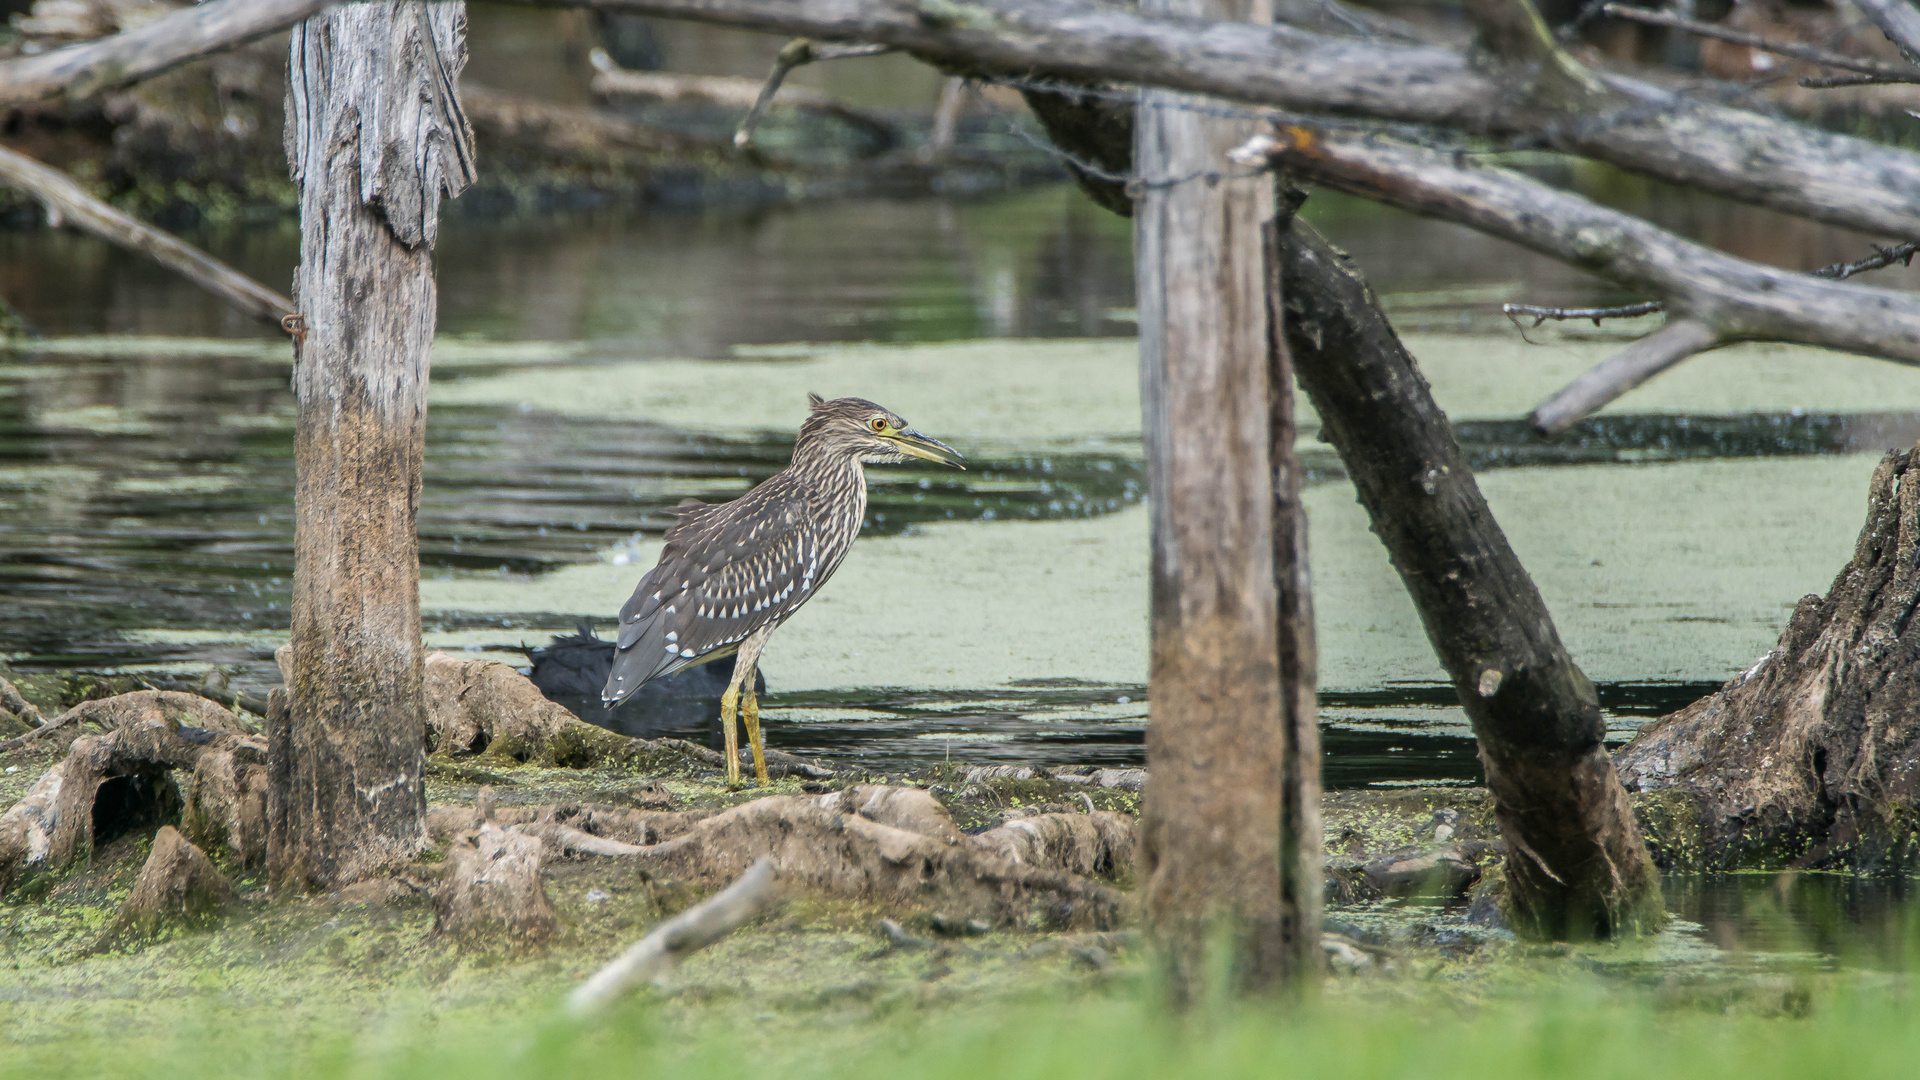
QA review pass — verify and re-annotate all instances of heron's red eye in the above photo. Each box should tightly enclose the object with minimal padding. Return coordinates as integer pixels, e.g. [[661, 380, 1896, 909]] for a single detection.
[[870, 417, 887, 432]]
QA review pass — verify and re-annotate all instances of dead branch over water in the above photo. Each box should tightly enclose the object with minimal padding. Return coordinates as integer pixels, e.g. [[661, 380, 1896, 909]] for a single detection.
[[0, 0, 329, 105], [1235, 124, 1920, 432], [0, 145, 294, 326]]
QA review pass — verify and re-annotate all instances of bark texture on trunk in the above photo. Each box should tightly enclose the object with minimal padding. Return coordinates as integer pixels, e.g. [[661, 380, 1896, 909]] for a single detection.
[[1265, 215, 1323, 978], [1273, 216, 1662, 939], [1617, 446, 1920, 870], [270, 0, 475, 892], [1135, 0, 1299, 998]]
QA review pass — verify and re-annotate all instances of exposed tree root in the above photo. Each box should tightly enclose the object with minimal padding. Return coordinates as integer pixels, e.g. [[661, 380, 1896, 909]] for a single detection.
[[93, 826, 235, 949], [431, 784, 1135, 929], [1618, 445, 1920, 869], [420, 652, 831, 778], [1, 694, 260, 893]]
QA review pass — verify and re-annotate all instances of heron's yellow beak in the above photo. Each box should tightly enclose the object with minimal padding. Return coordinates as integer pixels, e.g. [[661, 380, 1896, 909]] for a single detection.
[[887, 428, 967, 469]]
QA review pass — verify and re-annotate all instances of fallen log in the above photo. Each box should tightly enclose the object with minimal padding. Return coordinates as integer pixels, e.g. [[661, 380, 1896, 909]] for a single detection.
[[567, 856, 780, 1014], [1616, 445, 1920, 870], [1234, 122, 1920, 431], [0, 0, 329, 105], [506, 0, 1920, 242], [0, 145, 295, 327]]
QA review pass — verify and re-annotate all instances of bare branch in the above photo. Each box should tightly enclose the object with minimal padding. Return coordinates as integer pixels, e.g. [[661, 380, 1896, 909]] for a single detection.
[[1816, 241, 1920, 281], [1236, 125, 1920, 429], [0, 145, 294, 327], [733, 38, 895, 152], [0, 0, 331, 106], [586, 48, 896, 153], [1503, 301, 1665, 327], [1799, 71, 1920, 87], [1849, 0, 1920, 65], [566, 856, 781, 1015], [1601, 4, 1920, 80], [502, 0, 1920, 243], [1527, 320, 1721, 432]]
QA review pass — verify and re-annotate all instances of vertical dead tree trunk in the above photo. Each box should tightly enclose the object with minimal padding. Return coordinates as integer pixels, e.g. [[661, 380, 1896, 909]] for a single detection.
[[1135, 0, 1309, 998], [1273, 214, 1662, 939], [270, 0, 477, 891]]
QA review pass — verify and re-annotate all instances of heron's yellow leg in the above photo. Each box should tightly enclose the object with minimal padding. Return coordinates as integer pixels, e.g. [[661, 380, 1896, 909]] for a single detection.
[[719, 682, 742, 788], [743, 677, 768, 786]]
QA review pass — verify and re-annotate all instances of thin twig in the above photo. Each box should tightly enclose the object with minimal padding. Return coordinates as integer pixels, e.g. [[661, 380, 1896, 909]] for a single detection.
[[1814, 242, 1920, 281], [1601, 4, 1920, 80], [733, 39, 893, 153], [1501, 242, 1920, 333], [1502, 301, 1665, 328], [1799, 71, 1920, 87], [566, 857, 782, 1015]]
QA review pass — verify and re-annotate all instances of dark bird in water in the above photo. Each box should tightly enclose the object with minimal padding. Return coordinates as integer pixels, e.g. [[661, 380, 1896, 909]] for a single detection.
[[602, 394, 966, 785], [523, 620, 760, 736]]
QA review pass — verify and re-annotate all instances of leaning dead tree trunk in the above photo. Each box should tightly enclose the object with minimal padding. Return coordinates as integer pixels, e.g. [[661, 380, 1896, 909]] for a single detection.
[[1274, 215, 1662, 939], [1617, 446, 1920, 870], [1135, 0, 1313, 998], [271, 0, 476, 892]]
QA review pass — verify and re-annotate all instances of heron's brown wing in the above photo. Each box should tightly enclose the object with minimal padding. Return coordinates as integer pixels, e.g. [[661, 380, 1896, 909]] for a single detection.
[[605, 482, 818, 700]]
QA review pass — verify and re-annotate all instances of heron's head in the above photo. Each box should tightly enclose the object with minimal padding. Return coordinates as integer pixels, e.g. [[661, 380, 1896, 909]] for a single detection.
[[798, 393, 966, 469]]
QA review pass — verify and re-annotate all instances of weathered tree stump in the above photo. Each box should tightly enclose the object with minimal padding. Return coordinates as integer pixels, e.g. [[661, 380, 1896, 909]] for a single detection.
[[96, 826, 236, 946], [1618, 445, 1920, 869], [272, 0, 476, 892], [431, 823, 558, 946], [1134, 0, 1319, 999]]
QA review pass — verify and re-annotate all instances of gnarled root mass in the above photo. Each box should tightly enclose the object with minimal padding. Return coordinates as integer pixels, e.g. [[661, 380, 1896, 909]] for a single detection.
[[430, 784, 1136, 930], [422, 651, 831, 778], [1, 693, 260, 893], [1618, 444, 1920, 870]]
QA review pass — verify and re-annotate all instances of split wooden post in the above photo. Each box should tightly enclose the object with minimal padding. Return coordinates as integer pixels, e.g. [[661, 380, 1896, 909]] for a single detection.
[[1134, 0, 1313, 999], [269, 0, 477, 891]]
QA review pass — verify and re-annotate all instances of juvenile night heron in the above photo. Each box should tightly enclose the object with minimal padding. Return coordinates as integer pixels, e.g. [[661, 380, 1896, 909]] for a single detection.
[[601, 394, 966, 785]]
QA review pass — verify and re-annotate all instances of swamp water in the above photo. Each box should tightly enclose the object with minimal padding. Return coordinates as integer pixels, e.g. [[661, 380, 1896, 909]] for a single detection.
[[3, 185, 1918, 788], [6, 182, 1920, 976]]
